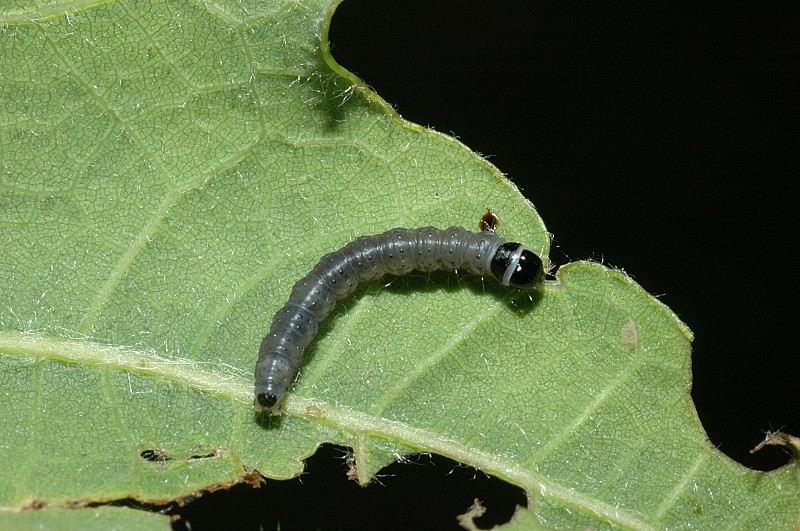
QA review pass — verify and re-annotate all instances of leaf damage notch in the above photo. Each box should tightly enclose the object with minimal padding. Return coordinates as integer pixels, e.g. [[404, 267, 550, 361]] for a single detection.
[[456, 498, 487, 530], [750, 430, 800, 461]]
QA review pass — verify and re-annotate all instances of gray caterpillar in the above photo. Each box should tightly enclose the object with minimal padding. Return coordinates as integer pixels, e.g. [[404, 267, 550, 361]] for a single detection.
[[254, 221, 544, 414]]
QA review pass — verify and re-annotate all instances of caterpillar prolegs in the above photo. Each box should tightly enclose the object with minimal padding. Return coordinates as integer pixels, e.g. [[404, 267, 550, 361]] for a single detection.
[[254, 219, 544, 414]]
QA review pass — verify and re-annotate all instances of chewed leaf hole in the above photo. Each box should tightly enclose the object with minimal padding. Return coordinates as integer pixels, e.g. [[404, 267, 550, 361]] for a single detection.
[[188, 449, 221, 461], [140, 449, 172, 463], [140, 448, 221, 464], [170, 444, 527, 530]]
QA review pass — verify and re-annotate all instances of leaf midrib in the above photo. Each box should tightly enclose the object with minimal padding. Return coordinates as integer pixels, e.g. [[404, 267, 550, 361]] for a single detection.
[[0, 330, 251, 402]]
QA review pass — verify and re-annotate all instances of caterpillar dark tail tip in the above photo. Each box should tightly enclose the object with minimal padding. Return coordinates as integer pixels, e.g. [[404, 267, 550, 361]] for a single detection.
[[256, 391, 280, 412]]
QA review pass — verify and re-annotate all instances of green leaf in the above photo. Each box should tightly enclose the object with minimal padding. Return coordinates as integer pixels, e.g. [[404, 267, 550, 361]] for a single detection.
[[0, 507, 171, 531], [1, 1, 798, 529]]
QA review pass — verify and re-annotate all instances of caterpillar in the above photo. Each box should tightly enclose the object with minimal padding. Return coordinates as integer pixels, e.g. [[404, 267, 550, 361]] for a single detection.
[[254, 217, 544, 414]]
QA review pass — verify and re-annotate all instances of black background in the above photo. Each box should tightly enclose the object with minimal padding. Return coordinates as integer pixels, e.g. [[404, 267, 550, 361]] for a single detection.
[[173, 2, 799, 529]]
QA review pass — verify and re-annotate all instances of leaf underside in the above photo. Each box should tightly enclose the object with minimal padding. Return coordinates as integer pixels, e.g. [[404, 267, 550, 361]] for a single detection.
[[0, 1, 797, 529]]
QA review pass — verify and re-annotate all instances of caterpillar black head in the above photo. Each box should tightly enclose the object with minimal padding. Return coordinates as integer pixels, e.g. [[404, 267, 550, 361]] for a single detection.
[[490, 243, 544, 289]]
